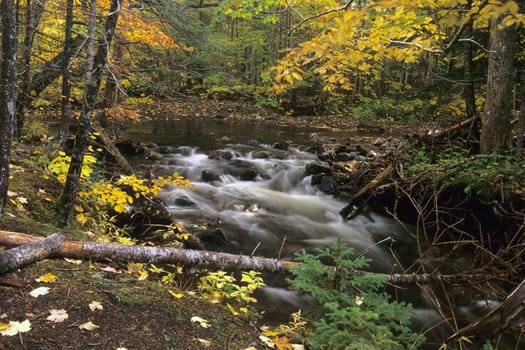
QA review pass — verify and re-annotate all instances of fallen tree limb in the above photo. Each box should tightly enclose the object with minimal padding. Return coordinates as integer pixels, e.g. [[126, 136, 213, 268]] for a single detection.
[[0, 233, 64, 275], [340, 164, 395, 219], [92, 120, 134, 174], [0, 230, 494, 285], [447, 278, 525, 343]]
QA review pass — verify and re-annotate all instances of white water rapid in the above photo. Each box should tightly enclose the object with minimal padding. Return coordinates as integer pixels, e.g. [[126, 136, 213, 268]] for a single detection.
[[154, 143, 409, 269]]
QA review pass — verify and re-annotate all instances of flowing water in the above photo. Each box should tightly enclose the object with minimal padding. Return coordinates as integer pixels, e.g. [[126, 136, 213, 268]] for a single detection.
[[125, 116, 520, 349]]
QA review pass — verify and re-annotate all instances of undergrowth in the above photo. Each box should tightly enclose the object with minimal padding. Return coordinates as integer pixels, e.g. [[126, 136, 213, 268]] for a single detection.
[[405, 145, 525, 201]]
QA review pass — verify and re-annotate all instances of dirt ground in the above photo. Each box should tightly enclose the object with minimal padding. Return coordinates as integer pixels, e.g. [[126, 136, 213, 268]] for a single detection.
[[0, 259, 262, 350]]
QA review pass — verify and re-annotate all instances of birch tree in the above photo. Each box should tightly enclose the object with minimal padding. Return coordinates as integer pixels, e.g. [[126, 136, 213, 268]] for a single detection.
[[59, 0, 123, 224]]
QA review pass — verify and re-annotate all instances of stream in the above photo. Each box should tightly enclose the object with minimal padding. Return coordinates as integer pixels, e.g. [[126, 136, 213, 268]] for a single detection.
[[125, 116, 519, 349]]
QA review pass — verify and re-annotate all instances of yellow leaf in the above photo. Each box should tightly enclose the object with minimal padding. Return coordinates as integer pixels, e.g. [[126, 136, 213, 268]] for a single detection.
[[76, 213, 89, 225], [226, 303, 239, 316], [169, 290, 184, 299], [35, 273, 58, 283], [0, 323, 10, 331], [291, 72, 303, 81]]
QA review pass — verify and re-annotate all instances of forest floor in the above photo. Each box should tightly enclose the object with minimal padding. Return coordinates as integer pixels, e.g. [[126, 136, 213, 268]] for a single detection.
[[0, 97, 434, 350]]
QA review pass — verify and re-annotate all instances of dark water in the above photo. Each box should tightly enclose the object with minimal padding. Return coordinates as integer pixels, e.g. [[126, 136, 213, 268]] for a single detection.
[[125, 116, 364, 150], [125, 116, 521, 349]]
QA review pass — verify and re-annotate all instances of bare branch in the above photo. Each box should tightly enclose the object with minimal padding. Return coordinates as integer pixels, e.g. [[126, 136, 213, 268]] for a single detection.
[[289, 0, 355, 33]]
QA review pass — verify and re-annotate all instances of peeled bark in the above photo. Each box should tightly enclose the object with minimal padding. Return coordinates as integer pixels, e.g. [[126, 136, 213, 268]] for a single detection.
[[0, 233, 64, 274]]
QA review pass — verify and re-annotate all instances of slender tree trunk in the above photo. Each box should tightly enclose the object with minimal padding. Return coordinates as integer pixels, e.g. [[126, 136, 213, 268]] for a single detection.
[[480, 4, 516, 153], [102, 36, 124, 108], [15, 0, 45, 140], [59, 0, 75, 143], [463, 1, 476, 120], [517, 72, 525, 159], [59, 0, 123, 225], [0, 0, 17, 214]]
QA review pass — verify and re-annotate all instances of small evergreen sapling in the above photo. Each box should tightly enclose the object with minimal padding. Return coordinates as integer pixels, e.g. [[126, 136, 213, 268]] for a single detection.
[[289, 242, 424, 350]]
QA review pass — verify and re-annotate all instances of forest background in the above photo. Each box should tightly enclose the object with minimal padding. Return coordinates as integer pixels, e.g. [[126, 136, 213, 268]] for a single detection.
[[1, 1, 525, 349]]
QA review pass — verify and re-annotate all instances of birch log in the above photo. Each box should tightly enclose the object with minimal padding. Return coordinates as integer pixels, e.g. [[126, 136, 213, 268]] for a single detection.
[[0, 233, 64, 274], [0, 230, 491, 285]]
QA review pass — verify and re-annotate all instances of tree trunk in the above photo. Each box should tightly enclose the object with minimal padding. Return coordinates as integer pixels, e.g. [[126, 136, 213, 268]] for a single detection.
[[480, 4, 516, 153], [59, 0, 123, 225], [15, 0, 45, 140], [103, 36, 125, 108], [59, 0, 75, 143], [0, 0, 17, 214], [0, 233, 64, 274], [517, 71, 525, 159], [463, 1, 476, 120]]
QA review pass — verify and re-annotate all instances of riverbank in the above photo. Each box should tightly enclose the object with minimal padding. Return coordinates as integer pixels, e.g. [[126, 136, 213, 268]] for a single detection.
[[1, 98, 523, 349]]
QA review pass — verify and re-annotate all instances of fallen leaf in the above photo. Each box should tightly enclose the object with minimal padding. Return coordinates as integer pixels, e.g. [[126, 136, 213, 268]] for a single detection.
[[47, 309, 68, 323], [36, 273, 58, 283], [190, 316, 211, 328], [259, 335, 275, 348], [6, 191, 18, 197], [29, 287, 50, 298], [168, 290, 184, 299], [79, 321, 99, 331], [292, 344, 305, 350], [99, 266, 121, 274], [0, 323, 10, 331], [194, 338, 212, 347], [64, 258, 82, 265], [0, 320, 31, 336], [17, 196, 28, 204], [89, 301, 104, 311], [226, 303, 239, 316]]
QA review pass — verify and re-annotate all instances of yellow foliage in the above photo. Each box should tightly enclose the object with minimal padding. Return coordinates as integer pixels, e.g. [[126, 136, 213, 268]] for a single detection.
[[271, 0, 524, 94]]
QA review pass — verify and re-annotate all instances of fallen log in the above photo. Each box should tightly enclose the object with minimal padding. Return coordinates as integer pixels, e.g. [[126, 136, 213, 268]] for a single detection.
[[447, 278, 525, 343], [0, 230, 491, 285], [0, 233, 64, 275]]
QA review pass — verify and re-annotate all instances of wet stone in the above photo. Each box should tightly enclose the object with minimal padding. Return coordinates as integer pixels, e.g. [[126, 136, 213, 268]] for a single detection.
[[305, 162, 332, 175]]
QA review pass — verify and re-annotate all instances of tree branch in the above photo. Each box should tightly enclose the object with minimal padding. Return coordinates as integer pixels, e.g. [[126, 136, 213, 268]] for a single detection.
[[289, 0, 355, 33]]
